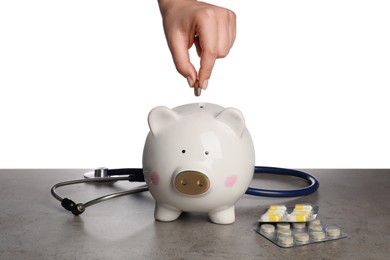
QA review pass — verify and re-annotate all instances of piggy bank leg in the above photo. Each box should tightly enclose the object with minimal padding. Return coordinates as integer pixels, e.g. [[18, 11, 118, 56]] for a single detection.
[[154, 203, 182, 222], [208, 205, 235, 224]]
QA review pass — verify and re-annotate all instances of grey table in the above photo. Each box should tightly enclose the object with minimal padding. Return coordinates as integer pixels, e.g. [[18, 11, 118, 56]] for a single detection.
[[0, 169, 389, 259]]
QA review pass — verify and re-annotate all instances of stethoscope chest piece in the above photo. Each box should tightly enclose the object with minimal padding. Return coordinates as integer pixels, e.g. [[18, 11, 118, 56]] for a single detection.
[[84, 167, 109, 178]]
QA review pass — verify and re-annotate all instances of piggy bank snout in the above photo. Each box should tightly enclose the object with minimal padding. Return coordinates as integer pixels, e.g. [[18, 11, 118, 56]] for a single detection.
[[174, 171, 210, 196]]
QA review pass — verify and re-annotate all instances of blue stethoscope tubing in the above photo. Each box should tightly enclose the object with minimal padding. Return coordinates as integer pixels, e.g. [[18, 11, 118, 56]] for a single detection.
[[247, 166, 319, 197], [99, 166, 320, 197]]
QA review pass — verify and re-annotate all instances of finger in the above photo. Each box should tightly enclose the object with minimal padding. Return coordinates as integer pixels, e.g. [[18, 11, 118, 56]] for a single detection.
[[228, 11, 237, 49], [198, 52, 216, 90], [217, 19, 231, 58], [197, 22, 218, 89], [194, 36, 202, 57], [167, 33, 197, 87]]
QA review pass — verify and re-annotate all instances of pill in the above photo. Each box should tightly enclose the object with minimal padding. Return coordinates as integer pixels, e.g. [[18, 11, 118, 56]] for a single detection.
[[260, 224, 275, 234], [278, 235, 294, 246], [288, 214, 309, 222], [292, 222, 306, 229], [266, 209, 286, 215], [326, 226, 341, 237], [266, 209, 287, 218], [277, 223, 290, 230], [293, 209, 312, 215], [291, 209, 311, 214], [277, 229, 292, 237], [294, 204, 313, 210], [294, 232, 310, 242], [309, 218, 321, 226], [269, 205, 287, 211], [261, 214, 283, 222], [309, 224, 323, 232], [260, 206, 287, 222], [311, 231, 326, 241]]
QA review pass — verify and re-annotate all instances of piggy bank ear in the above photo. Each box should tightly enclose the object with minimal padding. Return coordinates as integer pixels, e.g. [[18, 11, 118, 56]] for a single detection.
[[148, 106, 179, 135], [216, 108, 246, 136]]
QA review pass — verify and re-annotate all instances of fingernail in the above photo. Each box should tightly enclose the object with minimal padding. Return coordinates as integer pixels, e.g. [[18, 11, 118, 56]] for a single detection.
[[187, 76, 193, 88], [201, 79, 209, 90]]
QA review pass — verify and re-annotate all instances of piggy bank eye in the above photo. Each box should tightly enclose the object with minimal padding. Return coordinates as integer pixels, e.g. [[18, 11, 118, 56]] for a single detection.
[[205, 151, 209, 155], [181, 149, 186, 154]]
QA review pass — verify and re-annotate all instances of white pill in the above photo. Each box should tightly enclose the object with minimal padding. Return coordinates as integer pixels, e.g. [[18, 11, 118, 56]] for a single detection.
[[309, 218, 321, 226], [277, 229, 292, 237], [311, 231, 326, 241], [278, 235, 294, 246], [261, 224, 275, 234], [309, 224, 323, 232], [326, 226, 341, 237], [292, 222, 306, 229], [294, 232, 310, 242], [277, 223, 290, 230]]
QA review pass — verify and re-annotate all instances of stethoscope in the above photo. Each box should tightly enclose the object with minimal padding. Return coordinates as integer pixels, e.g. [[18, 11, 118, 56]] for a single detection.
[[51, 166, 319, 216]]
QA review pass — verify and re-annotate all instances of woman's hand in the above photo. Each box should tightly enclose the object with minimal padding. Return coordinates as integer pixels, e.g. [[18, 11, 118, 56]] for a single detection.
[[158, 0, 236, 91]]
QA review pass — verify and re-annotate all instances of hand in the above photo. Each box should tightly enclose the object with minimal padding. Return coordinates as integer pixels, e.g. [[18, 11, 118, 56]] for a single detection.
[[158, 0, 236, 91]]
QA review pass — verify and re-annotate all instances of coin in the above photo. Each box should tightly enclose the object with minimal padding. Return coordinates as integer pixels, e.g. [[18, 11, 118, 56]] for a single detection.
[[194, 79, 201, 97]]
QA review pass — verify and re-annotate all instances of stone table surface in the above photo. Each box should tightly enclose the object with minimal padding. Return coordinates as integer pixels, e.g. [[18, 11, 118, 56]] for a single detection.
[[0, 169, 389, 259]]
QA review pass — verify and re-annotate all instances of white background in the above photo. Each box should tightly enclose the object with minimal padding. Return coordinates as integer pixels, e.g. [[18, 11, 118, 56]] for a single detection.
[[0, 1, 389, 168]]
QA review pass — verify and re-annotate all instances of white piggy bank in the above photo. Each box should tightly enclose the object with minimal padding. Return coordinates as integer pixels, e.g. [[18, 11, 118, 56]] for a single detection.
[[142, 103, 255, 224]]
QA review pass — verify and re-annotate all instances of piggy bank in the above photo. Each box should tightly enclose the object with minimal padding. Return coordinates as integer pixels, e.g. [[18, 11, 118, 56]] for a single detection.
[[142, 103, 255, 224]]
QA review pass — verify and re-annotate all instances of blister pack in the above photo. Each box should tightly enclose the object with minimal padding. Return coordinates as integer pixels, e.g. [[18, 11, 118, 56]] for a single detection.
[[255, 204, 347, 248], [258, 204, 318, 222]]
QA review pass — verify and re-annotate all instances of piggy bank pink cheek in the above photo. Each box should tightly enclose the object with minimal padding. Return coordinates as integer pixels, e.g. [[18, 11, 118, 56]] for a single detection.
[[151, 172, 160, 186], [224, 175, 237, 187]]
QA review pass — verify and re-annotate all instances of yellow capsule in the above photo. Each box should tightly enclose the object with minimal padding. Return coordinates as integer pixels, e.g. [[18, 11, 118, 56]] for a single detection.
[[294, 204, 313, 210], [288, 215, 307, 222], [269, 205, 287, 210]]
